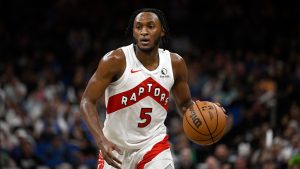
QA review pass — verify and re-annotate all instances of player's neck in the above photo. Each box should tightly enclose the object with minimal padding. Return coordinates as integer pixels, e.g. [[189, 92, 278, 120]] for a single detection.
[[134, 45, 159, 68]]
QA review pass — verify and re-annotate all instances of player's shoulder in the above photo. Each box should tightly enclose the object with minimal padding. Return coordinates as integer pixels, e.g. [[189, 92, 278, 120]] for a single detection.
[[96, 47, 126, 77], [102, 48, 125, 63], [170, 52, 188, 78], [170, 52, 185, 65]]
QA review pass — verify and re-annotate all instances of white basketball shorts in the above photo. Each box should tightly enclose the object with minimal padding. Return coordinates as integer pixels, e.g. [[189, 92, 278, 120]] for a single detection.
[[97, 135, 174, 169]]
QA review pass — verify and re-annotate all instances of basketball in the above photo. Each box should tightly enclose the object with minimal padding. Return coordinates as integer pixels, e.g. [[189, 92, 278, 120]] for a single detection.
[[183, 100, 227, 145]]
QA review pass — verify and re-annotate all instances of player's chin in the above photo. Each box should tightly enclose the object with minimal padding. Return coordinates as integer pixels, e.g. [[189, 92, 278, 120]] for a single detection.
[[137, 43, 153, 51]]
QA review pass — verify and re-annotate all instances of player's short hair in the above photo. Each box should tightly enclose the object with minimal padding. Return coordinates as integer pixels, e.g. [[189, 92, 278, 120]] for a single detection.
[[125, 8, 170, 50]]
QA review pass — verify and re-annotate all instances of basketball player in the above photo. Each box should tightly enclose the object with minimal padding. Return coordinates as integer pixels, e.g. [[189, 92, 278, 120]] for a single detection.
[[80, 8, 194, 169]]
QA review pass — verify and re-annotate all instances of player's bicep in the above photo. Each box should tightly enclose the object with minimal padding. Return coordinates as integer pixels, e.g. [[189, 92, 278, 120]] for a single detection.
[[82, 53, 123, 103], [82, 73, 109, 103], [171, 54, 193, 115]]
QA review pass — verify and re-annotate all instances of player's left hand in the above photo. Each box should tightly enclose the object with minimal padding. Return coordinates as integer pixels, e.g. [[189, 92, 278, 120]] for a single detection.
[[98, 137, 123, 169], [213, 102, 227, 117]]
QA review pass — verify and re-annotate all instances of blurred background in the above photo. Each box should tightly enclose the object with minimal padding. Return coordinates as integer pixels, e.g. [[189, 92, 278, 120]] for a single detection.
[[1, 0, 300, 169]]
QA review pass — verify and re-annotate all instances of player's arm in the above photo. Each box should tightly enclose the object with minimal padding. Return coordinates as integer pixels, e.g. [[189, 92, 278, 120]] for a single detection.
[[171, 53, 194, 117], [80, 49, 125, 169]]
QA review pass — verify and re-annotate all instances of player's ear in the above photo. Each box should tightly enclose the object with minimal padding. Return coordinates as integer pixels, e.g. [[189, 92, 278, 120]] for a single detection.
[[161, 27, 165, 37]]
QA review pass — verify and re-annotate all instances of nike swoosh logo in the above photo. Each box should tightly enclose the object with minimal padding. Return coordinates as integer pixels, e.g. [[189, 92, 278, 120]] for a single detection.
[[131, 69, 142, 73]]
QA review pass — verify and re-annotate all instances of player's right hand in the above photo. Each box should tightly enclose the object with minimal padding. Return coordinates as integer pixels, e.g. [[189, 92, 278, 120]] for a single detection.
[[98, 138, 123, 169]]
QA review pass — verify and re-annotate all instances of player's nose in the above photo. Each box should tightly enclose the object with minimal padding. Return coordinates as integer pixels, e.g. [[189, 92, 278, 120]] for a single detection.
[[140, 27, 148, 36]]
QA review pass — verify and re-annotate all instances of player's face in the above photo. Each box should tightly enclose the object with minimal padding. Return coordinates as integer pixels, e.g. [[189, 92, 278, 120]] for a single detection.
[[133, 12, 165, 51]]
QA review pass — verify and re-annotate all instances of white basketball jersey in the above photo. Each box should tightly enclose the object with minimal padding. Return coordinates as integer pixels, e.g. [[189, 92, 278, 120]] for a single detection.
[[102, 44, 174, 150]]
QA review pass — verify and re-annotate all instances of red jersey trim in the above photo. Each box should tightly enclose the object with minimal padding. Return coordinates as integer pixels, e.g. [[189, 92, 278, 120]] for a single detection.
[[136, 135, 170, 169], [106, 77, 169, 114], [97, 151, 104, 169]]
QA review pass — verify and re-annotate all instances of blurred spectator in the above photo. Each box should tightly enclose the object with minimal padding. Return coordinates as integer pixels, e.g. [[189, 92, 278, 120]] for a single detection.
[[177, 147, 197, 169], [234, 156, 248, 169], [214, 144, 231, 165], [10, 129, 42, 169], [205, 155, 221, 169]]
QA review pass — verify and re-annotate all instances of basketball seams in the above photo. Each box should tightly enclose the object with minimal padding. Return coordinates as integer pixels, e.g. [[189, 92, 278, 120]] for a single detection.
[[193, 125, 225, 142], [195, 102, 214, 142], [183, 101, 226, 145], [184, 111, 210, 136], [211, 103, 219, 134]]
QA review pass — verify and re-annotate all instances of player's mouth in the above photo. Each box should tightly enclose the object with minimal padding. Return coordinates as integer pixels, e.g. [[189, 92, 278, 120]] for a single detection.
[[140, 38, 150, 45]]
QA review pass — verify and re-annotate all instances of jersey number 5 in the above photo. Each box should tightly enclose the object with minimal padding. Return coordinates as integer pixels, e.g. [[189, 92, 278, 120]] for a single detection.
[[138, 108, 152, 128]]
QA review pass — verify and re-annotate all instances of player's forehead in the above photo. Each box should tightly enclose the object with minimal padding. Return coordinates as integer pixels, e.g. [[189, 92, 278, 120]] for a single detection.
[[134, 12, 160, 24]]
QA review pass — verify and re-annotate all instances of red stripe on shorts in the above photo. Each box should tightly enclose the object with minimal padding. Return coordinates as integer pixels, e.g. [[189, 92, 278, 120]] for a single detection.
[[136, 135, 170, 169], [97, 151, 104, 169]]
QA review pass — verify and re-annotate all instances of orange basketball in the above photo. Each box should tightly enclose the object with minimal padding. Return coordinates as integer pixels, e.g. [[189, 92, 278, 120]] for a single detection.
[[183, 100, 227, 145]]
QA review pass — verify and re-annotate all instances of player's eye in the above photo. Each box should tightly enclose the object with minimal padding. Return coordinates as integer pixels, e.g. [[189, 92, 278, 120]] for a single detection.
[[148, 25, 154, 29], [135, 24, 142, 29]]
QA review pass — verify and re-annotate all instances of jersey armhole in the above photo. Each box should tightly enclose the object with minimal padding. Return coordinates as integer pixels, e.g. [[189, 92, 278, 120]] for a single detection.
[[167, 51, 175, 86]]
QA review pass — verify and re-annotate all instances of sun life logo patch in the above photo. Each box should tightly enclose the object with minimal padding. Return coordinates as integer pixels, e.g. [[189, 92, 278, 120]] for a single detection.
[[160, 68, 170, 78]]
